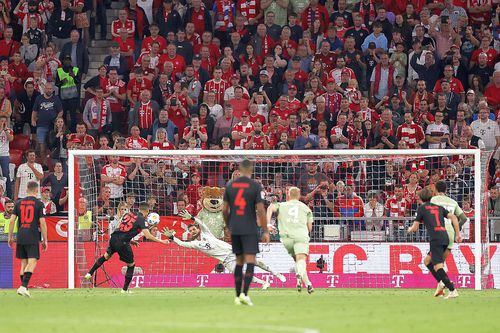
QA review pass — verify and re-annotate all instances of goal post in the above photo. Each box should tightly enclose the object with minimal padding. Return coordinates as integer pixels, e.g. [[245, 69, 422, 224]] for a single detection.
[[67, 149, 490, 290]]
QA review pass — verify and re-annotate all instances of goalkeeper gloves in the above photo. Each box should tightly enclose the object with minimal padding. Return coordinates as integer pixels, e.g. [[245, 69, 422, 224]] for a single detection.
[[161, 227, 176, 241], [178, 210, 194, 221]]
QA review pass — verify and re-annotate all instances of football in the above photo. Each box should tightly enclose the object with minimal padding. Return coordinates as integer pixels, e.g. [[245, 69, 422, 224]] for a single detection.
[[147, 212, 160, 227]]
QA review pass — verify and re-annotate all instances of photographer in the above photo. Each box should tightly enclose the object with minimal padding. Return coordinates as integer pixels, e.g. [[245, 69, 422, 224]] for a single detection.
[[183, 114, 208, 149]]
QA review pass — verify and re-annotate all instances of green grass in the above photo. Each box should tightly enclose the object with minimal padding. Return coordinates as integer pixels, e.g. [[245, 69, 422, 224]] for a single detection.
[[2, 288, 500, 333]]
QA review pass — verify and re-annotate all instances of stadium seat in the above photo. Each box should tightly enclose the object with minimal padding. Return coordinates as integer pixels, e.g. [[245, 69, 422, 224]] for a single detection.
[[10, 134, 30, 151], [10, 149, 24, 167]]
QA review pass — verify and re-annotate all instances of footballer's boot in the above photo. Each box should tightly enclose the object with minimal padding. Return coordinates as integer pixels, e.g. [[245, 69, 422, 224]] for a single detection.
[[434, 281, 445, 297], [444, 289, 459, 299], [307, 285, 315, 294], [17, 286, 31, 298], [296, 275, 303, 292], [261, 281, 271, 290], [121, 289, 134, 294], [239, 294, 254, 306], [276, 273, 287, 283]]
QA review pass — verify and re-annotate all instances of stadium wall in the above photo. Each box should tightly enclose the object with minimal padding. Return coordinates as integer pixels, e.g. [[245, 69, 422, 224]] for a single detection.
[[0, 242, 498, 289]]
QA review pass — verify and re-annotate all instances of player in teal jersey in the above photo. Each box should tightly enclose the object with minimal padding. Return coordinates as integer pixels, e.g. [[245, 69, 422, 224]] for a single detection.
[[267, 187, 314, 293], [429, 181, 466, 298]]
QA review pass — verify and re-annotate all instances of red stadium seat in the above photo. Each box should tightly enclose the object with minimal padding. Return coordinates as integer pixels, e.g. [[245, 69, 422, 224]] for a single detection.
[[10, 134, 30, 151], [10, 149, 24, 167]]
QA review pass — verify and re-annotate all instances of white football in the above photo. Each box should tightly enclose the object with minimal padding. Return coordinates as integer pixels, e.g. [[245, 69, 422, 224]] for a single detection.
[[147, 212, 160, 227]]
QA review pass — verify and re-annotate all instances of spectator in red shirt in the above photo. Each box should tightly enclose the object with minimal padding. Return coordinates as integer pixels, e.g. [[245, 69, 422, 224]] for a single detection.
[[228, 86, 249, 118], [104, 68, 127, 133], [396, 112, 426, 149], [126, 126, 149, 149], [301, 0, 329, 31], [183, 114, 208, 149], [245, 121, 270, 150], [484, 70, 500, 109]]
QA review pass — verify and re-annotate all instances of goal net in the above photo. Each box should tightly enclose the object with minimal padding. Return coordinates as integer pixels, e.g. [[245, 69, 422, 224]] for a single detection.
[[67, 150, 494, 290]]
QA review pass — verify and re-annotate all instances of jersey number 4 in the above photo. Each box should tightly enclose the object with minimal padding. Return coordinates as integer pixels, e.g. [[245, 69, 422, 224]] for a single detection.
[[119, 214, 137, 232], [233, 183, 250, 216]]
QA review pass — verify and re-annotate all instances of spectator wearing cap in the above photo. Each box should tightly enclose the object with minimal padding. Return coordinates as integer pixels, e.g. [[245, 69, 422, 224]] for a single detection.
[[59, 29, 89, 81], [372, 122, 398, 149], [104, 42, 129, 81], [55, 54, 81, 131], [469, 52, 493, 88], [82, 86, 112, 138], [251, 69, 278, 104], [470, 105, 500, 153], [484, 71, 500, 109], [41, 186, 57, 215], [370, 52, 396, 104], [410, 48, 441, 92], [290, 55, 308, 84], [380, 93, 405, 127], [84, 65, 109, 100], [231, 111, 254, 149]]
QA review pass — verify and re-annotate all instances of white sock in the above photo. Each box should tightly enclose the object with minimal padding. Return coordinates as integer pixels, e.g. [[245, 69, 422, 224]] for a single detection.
[[296, 260, 311, 287], [256, 261, 278, 277], [252, 276, 266, 285]]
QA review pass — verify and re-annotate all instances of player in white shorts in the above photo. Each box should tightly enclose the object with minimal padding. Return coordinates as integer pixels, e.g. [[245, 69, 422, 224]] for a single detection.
[[163, 211, 286, 289]]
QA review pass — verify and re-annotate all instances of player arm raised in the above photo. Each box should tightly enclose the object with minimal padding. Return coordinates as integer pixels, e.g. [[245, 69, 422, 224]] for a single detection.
[[142, 228, 169, 245], [179, 210, 210, 233]]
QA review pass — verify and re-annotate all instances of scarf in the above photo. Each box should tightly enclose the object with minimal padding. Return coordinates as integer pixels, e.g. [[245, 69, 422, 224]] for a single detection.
[[307, 6, 321, 29], [413, 91, 427, 112], [373, 64, 394, 97], [359, 0, 375, 23], [215, 0, 234, 31], [239, 0, 258, 23], [92, 97, 108, 130]]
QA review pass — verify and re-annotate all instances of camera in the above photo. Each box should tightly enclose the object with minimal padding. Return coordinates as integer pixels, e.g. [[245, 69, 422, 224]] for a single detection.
[[320, 184, 328, 190], [170, 97, 177, 106], [441, 16, 449, 24]]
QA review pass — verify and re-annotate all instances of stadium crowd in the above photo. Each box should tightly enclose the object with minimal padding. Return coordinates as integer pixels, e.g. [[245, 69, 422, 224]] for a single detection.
[[0, 0, 500, 240]]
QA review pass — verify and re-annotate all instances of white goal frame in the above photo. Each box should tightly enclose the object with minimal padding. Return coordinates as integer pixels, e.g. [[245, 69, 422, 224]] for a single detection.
[[68, 149, 484, 290]]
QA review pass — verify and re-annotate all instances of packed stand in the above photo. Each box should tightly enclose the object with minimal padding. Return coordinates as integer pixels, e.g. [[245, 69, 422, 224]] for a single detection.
[[0, 0, 499, 241]]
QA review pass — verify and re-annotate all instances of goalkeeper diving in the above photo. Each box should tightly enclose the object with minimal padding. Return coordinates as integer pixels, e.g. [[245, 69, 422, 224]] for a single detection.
[[163, 211, 286, 289], [266, 187, 314, 294]]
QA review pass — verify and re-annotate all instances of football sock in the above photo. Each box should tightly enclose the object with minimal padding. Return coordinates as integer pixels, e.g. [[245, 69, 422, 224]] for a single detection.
[[234, 264, 243, 296], [426, 263, 440, 282], [256, 261, 277, 277], [296, 260, 311, 287], [437, 268, 455, 291], [22, 272, 32, 288], [123, 265, 135, 291], [252, 276, 266, 285], [243, 263, 255, 296], [88, 256, 106, 275], [20, 275, 23, 283]]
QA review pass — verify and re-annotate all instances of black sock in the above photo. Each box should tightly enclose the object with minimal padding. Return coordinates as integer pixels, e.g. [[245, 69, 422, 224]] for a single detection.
[[436, 268, 455, 291], [123, 265, 135, 291], [234, 264, 243, 297], [88, 256, 107, 275], [20, 275, 24, 283], [243, 263, 255, 296], [22, 272, 32, 288], [426, 263, 440, 282]]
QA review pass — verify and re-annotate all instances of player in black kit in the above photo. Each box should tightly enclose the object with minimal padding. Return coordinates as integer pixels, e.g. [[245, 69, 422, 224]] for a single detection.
[[223, 159, 270, 306], [407, 187, 460, 299], [8, 181, 47, 298], [85, 202, 168, 293]]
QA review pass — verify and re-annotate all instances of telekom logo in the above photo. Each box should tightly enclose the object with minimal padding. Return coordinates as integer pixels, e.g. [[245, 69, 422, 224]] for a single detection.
[[391, 275, 405, 288], [197, 275, 209, 287], [261, 274, 274, 284], [131, 275, 144, 288], [326, 275, 340, 288], [457, 275, 472, 288]]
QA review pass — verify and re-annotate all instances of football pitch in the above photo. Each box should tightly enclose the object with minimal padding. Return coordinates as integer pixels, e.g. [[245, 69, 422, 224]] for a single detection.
[[2, 288, 500, 333]]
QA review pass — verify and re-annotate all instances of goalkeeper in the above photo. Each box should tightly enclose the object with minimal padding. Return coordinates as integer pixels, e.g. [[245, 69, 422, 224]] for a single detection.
[[429, 180, 466, 297], [266, 187, 314, 294], [164, 211, 286, 289]]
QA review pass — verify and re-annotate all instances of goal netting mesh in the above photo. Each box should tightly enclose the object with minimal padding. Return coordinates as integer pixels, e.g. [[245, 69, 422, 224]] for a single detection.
[[68, 150, 494, 290]]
